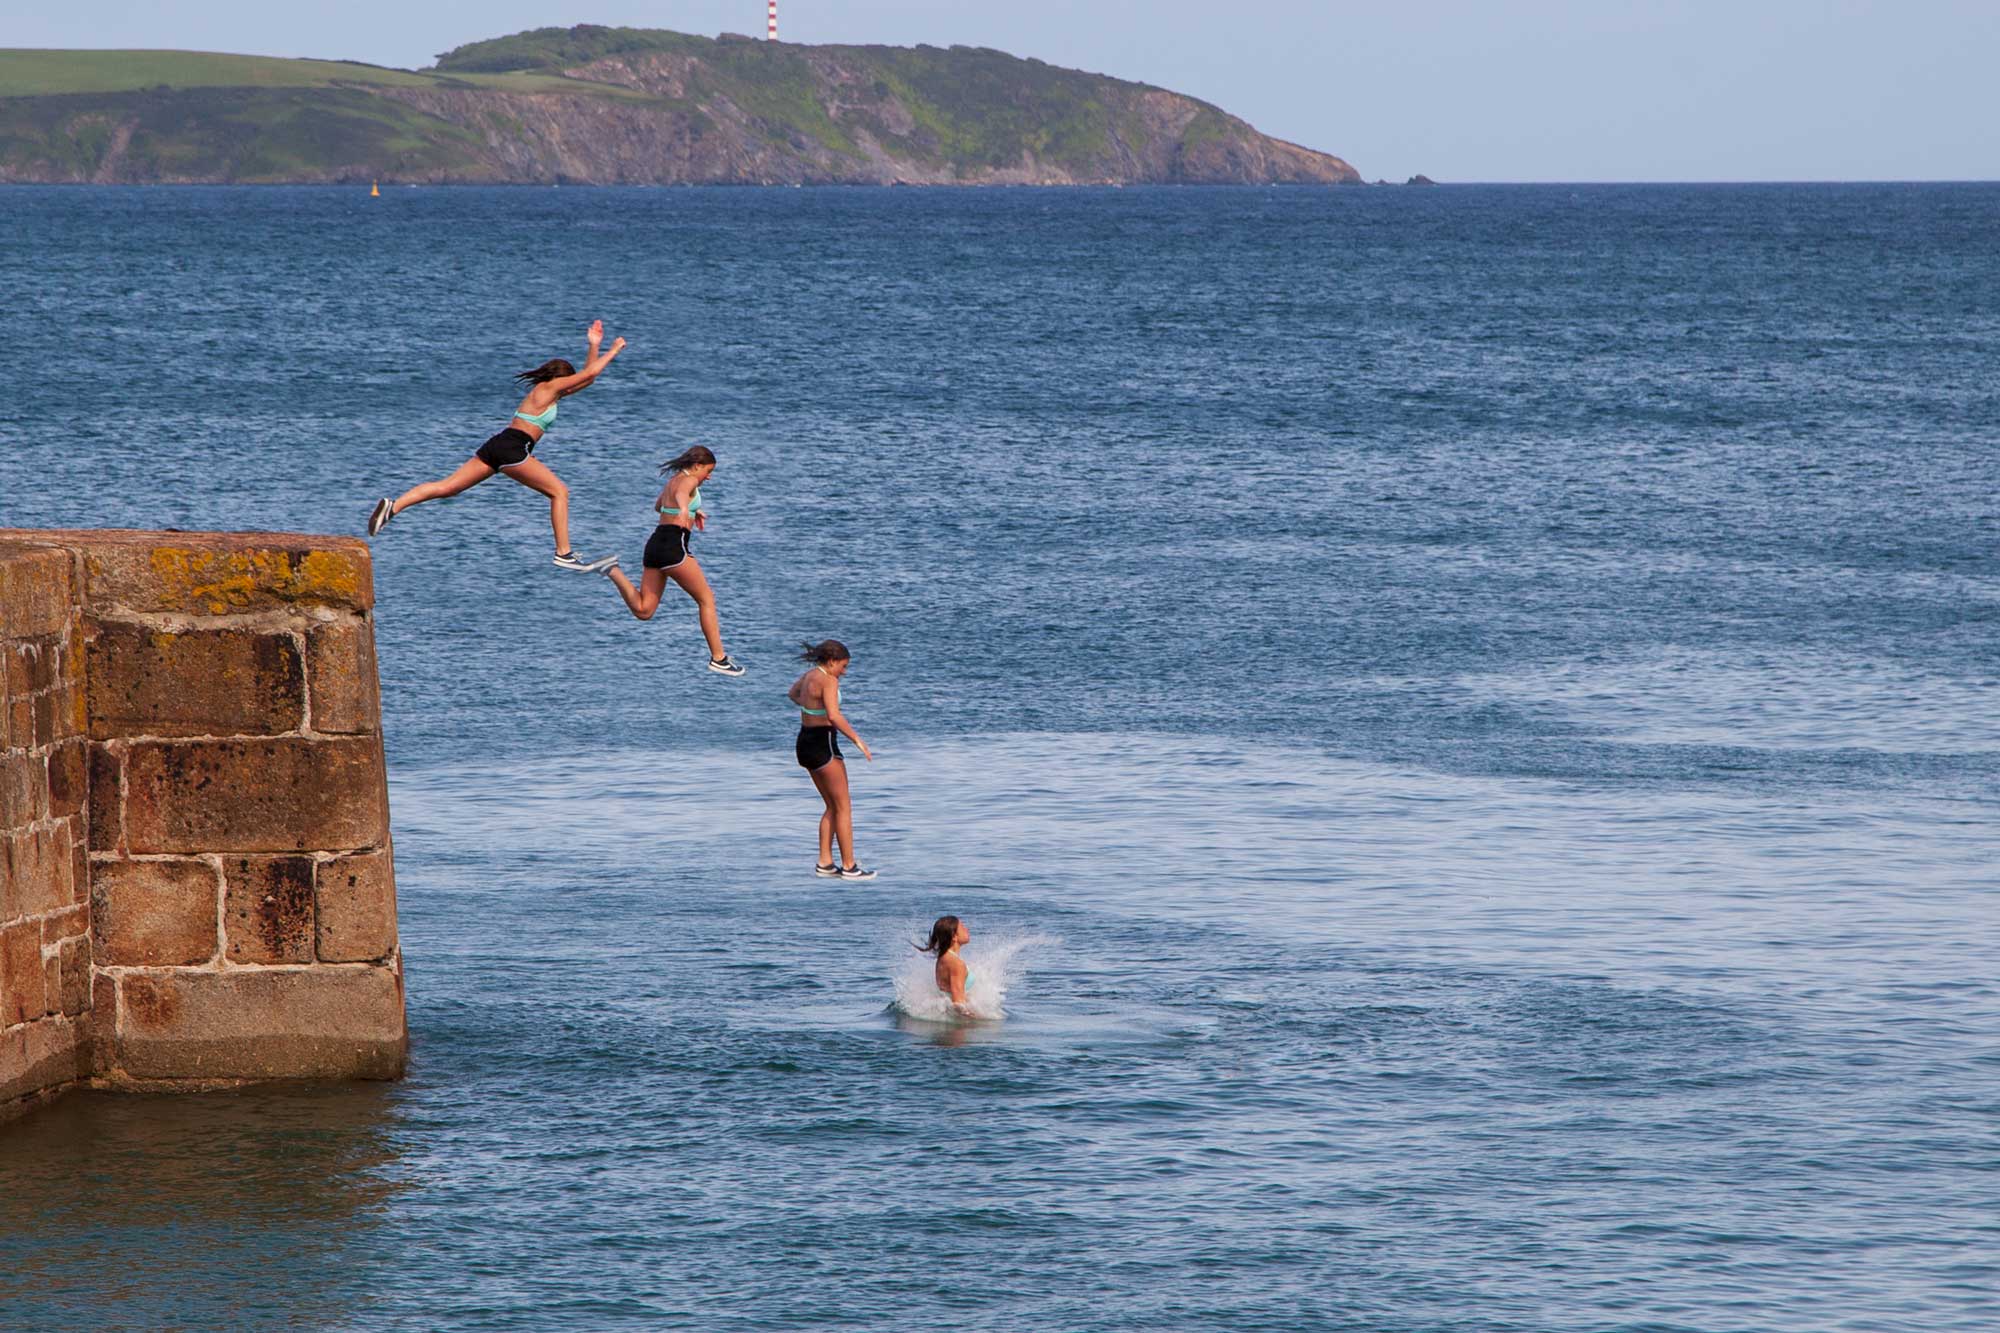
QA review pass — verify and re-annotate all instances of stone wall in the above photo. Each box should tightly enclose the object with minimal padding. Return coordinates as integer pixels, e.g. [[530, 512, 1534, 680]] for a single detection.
[[0, 531, 405, 1120], [0, 546, 93, 1115]]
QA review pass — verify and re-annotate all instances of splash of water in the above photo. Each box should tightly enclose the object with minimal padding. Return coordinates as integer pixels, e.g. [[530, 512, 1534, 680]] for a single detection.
[[891, 928, 1056, 1022]]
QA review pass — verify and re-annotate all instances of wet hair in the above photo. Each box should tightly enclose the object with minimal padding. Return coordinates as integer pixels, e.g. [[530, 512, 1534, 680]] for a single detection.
[[798, 639, 850, 665], [660, 446, 717, 476], [513, 359, 576, 387], [916, 916, 961, 957]]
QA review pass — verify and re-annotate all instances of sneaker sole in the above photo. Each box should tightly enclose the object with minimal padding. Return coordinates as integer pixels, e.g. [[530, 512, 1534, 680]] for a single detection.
[[814, 867, 840, 878], [368, 500, 393, 537], [839, 872, 878, 882], [707, 662, 745, 676]]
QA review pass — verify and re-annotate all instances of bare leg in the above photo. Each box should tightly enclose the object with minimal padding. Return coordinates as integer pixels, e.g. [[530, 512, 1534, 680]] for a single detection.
[[667, 557, 726, 659], [498, 457, 571, 554], [608, 567, 669, 620], [392, 457, 495, 514], [809, 756, 856, 869], [807, 764, 837, 867]]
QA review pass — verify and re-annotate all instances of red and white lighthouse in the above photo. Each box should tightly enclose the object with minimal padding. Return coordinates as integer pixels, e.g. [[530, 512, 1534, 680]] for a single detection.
[[767, 1, 778, 41]]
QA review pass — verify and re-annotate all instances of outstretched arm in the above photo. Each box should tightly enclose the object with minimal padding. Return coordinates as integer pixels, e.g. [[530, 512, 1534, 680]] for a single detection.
[[545, 319, 626, 395], [823, 679, 873, 762]]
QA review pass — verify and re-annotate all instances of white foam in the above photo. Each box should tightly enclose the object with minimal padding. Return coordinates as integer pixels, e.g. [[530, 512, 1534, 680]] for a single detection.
[[890, 927, 1055, 1023]]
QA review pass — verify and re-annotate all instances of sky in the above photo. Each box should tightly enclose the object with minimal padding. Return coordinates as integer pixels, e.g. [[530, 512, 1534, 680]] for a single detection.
[[10, 1, 2000, 181]]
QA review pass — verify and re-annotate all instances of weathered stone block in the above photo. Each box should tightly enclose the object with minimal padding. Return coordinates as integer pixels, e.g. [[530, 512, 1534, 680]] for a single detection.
[[0, 751, 41, 829], [77, 536, 374, 616], [1, 920, 44, 1026], [69, 830, 87, 905], [0, 1016, 86, 1110], [306, 620, 381, 735], [0, 547, 73, 639], [42, 951, 59, 1017], [122, 736, 386, 854], [57, 935, 89, 1017], [116, 966, 405, 1081], [317, 847, 398, 963], [224, 855, 316, 964], [46, 739, 86, 819], [86, 621, 306, 740], [87, 743, 122, 852], [89, 968, 115, 1071], [7, 696, 30, 752], [90, 858, 218, 967], [40, 903, 87, 946], [4, 825, 72, 918], [85, 624, 294, 738]]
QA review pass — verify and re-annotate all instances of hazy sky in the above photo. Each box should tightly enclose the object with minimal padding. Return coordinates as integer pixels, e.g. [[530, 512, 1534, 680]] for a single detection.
[[13, 1, 2000, 181]]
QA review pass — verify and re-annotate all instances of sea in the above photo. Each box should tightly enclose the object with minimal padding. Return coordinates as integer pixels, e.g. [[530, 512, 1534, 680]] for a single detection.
[[0, 183, 1995, 1332]]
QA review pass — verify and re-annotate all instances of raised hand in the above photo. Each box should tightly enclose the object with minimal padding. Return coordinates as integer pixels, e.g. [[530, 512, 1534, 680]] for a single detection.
[[609, 336, 627, 354], [587, 319, 604, 347]]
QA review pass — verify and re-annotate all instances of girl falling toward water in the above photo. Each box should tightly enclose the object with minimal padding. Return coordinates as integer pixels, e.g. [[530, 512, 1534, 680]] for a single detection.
[[789, 640, 876, 880], [920, 916, 974, 1015], [368, 320, 627, 572], [599, 446, 744, 676]]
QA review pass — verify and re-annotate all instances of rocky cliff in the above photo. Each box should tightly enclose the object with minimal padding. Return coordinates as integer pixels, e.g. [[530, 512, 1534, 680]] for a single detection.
[[0, 27, 1358, 186]]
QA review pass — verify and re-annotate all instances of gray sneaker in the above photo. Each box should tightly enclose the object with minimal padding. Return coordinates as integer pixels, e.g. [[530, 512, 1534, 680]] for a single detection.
[[368, 498, 395, 537], [553, 551, 616, 573], [838, 865, 878, 882], [707, 655, 746, 677]]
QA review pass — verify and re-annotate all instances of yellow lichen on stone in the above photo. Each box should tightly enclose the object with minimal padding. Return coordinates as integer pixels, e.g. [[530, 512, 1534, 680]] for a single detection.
[[287, 550, 364, 605], [145, 547, 263, 613]]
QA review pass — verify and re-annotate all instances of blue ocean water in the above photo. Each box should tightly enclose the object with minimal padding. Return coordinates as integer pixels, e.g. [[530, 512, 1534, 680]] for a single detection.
[[1, 183, 1996, 1331]]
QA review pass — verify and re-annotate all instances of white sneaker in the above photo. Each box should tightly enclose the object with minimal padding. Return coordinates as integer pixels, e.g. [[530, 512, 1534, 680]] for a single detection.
[[814, 862, 840, 878], [368, 498, 395, 537], [707, 655, 746, 677], [838, 865, 878, 882]]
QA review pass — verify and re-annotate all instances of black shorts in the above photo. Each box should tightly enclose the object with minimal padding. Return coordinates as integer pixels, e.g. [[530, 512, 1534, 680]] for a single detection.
[[644, 524, 692, 571], [475, 427, 536, 469], [796, 726, 842, 771]]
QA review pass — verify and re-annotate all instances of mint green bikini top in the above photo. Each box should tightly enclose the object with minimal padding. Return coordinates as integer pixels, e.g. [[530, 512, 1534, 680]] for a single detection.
[[513, 399, 558, 430], [795, 666, 831, 716], [658, 477, 703, 517]]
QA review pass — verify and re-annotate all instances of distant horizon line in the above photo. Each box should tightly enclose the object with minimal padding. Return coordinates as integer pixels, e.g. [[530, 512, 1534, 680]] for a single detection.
[[2, 179, 1996, 188]]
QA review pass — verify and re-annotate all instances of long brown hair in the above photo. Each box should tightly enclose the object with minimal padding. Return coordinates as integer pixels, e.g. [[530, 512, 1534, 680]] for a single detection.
[[798, 640, 850, 665], [916, 916, 961, 957], [514, 358, 576, 387], [660, 446, 717, 476]]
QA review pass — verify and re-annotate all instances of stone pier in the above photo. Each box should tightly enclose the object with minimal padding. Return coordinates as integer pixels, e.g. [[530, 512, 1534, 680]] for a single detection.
[[0, 530, 405, 1121]]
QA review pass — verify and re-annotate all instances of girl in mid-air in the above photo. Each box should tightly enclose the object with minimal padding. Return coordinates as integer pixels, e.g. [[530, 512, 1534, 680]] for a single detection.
[[599, 446, 744, 677], [919, 916, 973, 1014], [788, 640, 875, 880], [369, 320, 626, 572]]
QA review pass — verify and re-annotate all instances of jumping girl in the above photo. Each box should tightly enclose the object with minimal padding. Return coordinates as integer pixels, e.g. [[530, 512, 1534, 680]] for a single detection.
[[919, 915, 973, 1012], [788, 640, 876, 880], [368, 320, 626, 572], [600, 445, 745, 677]]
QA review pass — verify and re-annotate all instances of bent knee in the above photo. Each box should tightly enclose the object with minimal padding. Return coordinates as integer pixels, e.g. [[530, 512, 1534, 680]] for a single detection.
[[633, 605, 657, 622]]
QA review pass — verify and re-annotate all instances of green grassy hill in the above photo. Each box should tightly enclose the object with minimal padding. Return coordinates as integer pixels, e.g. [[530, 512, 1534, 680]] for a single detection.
[[0, 29, 1358, 185]]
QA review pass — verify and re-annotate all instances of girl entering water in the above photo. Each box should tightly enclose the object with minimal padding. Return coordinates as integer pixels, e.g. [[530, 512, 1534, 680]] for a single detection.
[[599, 446, 744, 676], [920, 916, 974, 1014], [368, 320, 626, 571], [789, 640, 876, 880]]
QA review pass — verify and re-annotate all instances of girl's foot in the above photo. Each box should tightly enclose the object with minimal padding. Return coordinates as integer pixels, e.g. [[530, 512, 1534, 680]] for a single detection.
[[368, 498, 395, 536], [707, 655, 746, 677], [553, 551, 617, 573], [814, 862, 840, 878], [838, 865, 878, 882]]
